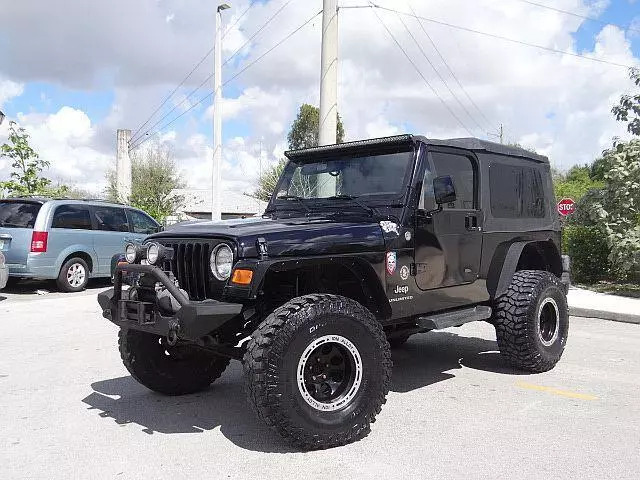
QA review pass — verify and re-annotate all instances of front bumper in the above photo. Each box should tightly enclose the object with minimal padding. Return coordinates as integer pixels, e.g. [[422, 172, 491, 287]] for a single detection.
[[98, 263, 243, 340]]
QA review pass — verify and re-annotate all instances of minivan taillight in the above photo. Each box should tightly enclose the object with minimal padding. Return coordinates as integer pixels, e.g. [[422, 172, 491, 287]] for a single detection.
[[31, 231, 48, 253]]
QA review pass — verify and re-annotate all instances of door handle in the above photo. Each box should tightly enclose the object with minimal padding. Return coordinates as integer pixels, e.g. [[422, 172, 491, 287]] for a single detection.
[[465, 215, 482, 232]]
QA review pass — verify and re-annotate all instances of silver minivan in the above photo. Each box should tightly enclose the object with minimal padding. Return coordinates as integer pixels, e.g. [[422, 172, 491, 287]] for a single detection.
[[0, 198, 160, 291]]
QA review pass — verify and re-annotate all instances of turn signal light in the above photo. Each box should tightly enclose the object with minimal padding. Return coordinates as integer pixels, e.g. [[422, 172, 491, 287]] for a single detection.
[[231, 269, 253, 285]]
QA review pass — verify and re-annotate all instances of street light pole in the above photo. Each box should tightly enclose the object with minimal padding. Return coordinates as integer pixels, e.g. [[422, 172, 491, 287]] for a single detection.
[[212, 3, 230, 221], [317, 0, 339, 197]]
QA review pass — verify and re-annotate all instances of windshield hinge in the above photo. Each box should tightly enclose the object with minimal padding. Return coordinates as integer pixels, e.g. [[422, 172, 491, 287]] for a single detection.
[[256, 237, 268, 259]]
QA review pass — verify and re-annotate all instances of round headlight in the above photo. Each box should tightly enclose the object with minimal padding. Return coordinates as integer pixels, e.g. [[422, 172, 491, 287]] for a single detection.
[[147, 243, 160, 265], [210, 244, 233, 280], [125, 243, 137, 263]]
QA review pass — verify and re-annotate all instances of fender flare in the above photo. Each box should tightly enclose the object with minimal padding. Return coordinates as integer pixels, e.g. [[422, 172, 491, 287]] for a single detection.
[[236, 255, 392, 319], [486, 241, 529, 299]]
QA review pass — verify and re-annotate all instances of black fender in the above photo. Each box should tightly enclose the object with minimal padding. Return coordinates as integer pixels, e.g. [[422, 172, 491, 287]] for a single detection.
[[486, 240, 547, 299], [486, 242, 528, 299], [487, 239, 563, 299], [230, 255, 391, 319]]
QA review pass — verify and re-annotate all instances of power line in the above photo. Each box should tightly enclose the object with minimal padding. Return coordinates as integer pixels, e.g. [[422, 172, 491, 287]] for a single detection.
[[129, 50, 213, 143], [223, 1, 256, 38], [371, 7, 475, 136], [511, 0, 640, 35], [370, 3, 637, 70], [222, 0, 297, 69], [395, 10, 487, 136], [129, 2, 259, 144], [407, 3, 493, 129], [130, 9, 322, 151], [131, 0, 296, 146]]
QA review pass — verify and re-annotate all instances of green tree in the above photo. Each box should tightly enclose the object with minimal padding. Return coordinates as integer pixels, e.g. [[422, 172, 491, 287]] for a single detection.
[[107, 142, 185, 223], [553, 165, 604, 202], [612, 68, 640, 136], [252, 158, 287, 202], [0, 121, 67, 197], [252, 104, 346, 201], [572, 139, 640, 279], [287, 104, 345, 150]]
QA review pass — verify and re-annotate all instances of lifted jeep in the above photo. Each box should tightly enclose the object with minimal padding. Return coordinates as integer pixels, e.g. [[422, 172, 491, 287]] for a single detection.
[[98, 134, 570, 450]]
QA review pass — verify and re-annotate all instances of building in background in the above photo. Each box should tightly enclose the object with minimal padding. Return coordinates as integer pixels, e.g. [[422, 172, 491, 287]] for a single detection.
[[167, 189, 267, 224]]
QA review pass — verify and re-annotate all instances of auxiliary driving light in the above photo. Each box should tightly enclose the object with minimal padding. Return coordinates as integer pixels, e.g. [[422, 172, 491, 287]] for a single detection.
[[145, 242, 173, 265], [124, 243, 145, 264]]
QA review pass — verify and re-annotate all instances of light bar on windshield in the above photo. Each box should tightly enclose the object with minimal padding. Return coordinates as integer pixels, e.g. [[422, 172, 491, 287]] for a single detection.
[[285, 134, 414, 160]]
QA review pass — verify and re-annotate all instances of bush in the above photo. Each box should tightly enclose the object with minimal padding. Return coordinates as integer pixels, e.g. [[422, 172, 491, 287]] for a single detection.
[[564, 225, 611, 284]]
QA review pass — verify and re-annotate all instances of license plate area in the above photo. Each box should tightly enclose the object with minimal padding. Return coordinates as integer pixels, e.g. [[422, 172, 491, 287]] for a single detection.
[[118, 300, 156, 325]]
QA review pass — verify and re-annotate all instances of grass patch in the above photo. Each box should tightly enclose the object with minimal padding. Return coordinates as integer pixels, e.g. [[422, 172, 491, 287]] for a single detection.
[[578, 281, 640, 299]]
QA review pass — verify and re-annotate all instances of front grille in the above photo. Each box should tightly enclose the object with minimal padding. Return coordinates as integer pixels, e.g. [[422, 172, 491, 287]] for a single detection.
[[156, 239, 224, 301]]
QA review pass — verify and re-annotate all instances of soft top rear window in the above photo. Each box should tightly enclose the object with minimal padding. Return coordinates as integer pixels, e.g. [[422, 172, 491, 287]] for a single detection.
[[0, 201, 42, 228]]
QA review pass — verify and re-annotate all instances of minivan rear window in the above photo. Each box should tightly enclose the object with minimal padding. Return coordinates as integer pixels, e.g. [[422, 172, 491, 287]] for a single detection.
[[0, 201, 42, 228]]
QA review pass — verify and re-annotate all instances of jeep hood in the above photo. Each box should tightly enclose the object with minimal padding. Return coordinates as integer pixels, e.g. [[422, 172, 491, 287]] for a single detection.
[[149, 216, 386, 258]]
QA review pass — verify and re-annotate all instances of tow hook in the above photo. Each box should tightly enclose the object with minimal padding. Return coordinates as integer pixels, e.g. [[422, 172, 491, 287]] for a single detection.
[[167, 320, 180, 346]]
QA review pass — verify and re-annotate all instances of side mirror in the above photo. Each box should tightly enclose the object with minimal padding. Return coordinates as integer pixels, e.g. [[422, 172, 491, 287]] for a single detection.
[[433, 175, 456, 205]]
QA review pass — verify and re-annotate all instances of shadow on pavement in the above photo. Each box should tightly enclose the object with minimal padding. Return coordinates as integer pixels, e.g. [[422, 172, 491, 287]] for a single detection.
[[1, 278, 111, 295], [82, 330, 525, 452]]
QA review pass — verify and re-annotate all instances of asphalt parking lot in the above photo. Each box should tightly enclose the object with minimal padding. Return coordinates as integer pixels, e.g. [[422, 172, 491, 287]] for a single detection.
[[1, 286, 639, 480]]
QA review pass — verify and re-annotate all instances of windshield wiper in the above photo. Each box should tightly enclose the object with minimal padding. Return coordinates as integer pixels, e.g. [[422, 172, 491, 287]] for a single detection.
[[276, 195, 312, 214], [326, 194, 376, 216]]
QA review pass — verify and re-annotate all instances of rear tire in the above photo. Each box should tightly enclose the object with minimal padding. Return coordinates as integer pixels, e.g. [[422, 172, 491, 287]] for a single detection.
[[118, 329, 230, 395], [56, 257, 89, 292], [494, 270, 569, 373], [243, 294, 392, 450]]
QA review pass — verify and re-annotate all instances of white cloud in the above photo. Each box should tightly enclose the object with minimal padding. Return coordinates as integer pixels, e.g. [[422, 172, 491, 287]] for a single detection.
[[0, 78, 24, 108], [1, 0, 639, 198]]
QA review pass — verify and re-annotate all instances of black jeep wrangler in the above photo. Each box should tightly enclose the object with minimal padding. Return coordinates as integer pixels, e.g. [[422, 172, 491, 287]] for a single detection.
[[98, 134, 570, 450]]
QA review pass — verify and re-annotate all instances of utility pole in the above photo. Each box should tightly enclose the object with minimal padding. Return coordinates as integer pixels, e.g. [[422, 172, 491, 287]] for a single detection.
[[498, 123, 504, 144], [318, 0, 338, 196], [212, 3, 230, 221], [116, 129, 132, 202]]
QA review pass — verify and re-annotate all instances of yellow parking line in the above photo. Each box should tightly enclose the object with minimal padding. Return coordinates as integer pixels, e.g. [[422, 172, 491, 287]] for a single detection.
[[516, 381, 598, 400]]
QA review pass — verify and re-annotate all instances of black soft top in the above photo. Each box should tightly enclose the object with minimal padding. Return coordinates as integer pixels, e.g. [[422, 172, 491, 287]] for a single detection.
[[285, 134, 548, 164], [415, 136, 549, 164]]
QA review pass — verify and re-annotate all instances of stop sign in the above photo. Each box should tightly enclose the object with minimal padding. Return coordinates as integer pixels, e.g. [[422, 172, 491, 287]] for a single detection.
[[557, 198, 576, 216]]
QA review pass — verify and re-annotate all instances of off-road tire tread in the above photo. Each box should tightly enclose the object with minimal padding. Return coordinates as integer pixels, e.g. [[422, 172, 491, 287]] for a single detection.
[[494, 270, 566, 373], [243, 294, 392, 450], [118, 329, 230, 395]]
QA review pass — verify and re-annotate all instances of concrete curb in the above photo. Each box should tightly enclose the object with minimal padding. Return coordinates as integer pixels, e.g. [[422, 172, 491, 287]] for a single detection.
[[570, 306, 640, 325]]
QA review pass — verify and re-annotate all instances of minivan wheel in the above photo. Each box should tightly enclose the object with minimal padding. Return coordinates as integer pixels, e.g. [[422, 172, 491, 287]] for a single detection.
[[243, 294, 392, 450], [57, 257, 89, 292]]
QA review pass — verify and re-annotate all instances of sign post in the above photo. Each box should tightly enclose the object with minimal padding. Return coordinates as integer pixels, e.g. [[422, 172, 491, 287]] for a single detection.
[[557, 198, 576, 217]]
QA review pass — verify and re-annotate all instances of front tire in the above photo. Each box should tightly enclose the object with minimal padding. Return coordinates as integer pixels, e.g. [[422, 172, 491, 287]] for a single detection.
[[494, 270, 569, 373], [119, 329, 230, 395], [243, 294, 392, 450]]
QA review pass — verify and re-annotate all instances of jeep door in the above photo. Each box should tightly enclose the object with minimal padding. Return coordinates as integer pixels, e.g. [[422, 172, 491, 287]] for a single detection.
[[413, 148, 485, 307]]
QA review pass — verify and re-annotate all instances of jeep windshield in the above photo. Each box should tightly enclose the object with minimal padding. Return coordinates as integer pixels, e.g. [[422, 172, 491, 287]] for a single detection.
[[272, 150, 415, 213]]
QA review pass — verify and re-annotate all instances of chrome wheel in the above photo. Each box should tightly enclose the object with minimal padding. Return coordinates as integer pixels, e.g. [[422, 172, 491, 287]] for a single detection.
[[67, 263, 86, 288], [297, 335, 363, 412], [537, 297, 559, 347]]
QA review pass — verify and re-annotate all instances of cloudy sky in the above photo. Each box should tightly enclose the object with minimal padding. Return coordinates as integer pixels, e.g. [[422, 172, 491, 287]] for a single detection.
[[0, 0, 639, 197]]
